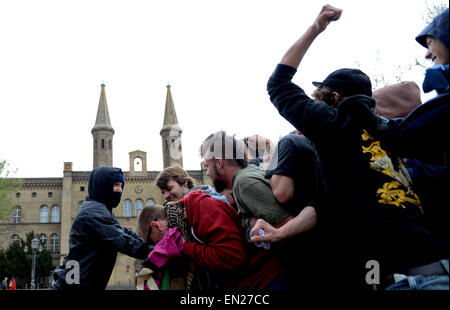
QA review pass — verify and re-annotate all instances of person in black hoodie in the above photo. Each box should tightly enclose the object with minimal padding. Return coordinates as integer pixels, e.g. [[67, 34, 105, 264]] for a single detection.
[[266, 4, 447, 290], [52, 166, 153, 290]]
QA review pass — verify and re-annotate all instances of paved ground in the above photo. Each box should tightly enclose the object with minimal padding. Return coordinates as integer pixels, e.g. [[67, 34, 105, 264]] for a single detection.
[[106, 284, 135, 290]]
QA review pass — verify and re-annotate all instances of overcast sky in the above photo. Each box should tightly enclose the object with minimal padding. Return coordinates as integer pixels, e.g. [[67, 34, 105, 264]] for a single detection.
[[0, 0, 444, 178]]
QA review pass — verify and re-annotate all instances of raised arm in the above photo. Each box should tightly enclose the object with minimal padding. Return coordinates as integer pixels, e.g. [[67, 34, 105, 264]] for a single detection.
[[267, 5, 343, 141], [281, 4, 342, 69]]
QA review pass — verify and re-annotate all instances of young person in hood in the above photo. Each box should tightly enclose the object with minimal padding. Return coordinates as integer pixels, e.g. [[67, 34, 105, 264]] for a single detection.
[[387, 8, 449, 169], [381, 7, 449, 290], [265, 4, 447, 290], [52, 166, 154, 290]]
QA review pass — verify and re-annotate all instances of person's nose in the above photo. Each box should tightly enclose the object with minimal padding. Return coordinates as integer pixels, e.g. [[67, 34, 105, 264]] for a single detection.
[[425, 49, 433, 61], [163, 192, 171, 201]]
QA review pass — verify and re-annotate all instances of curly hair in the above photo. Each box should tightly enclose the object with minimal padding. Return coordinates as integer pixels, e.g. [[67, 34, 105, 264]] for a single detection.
[[311, 85, 347, 108]]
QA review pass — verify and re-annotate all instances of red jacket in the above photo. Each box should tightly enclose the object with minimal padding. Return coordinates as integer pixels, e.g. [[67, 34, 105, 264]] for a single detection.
[[8, 279, 16, 290], [181, 190, 246, 272], [180, 190, 283, 289]]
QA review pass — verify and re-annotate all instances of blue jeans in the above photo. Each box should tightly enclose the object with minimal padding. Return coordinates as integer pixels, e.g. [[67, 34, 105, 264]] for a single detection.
[[386, 259, 449, 290]]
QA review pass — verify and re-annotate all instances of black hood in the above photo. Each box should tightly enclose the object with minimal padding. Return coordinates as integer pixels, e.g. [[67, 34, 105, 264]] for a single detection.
[[87, 166, 124, 210]]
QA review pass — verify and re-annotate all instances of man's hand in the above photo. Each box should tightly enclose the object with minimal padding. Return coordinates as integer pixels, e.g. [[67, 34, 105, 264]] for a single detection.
[[280, 4, 342, 69], [312, 4, 342, 34], [244, 135, 273, 153], [250, 219, 280, 243]]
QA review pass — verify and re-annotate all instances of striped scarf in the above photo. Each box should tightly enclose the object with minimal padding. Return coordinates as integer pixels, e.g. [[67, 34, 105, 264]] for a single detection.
[[163, 201, 197, 289]]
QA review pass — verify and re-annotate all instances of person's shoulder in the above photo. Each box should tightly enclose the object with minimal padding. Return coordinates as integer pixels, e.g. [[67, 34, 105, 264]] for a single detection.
[[234, 165, 265, 182], [279, 134, 304, 145], [280, 134, 315, 150], [77, 200, 112, 220]]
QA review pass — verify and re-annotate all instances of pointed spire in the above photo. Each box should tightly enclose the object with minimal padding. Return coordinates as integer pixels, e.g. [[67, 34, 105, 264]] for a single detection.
[[162, 83, 179, 129], [93, 83, 113, 131]]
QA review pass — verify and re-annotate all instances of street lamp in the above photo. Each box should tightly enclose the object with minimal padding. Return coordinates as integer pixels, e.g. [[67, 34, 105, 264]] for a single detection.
[[24, 237, 43, 289]]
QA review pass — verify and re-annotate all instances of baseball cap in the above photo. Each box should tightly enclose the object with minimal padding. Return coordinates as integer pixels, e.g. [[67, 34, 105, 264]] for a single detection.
[[312, 68, 372, 97]]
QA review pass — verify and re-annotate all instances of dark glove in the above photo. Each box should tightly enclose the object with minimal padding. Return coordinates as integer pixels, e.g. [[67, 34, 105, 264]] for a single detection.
[[142, 258, 159, 271]]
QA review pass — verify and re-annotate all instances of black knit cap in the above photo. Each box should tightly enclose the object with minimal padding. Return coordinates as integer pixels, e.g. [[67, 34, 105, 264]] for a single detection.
[[312, 68, 372, 97]]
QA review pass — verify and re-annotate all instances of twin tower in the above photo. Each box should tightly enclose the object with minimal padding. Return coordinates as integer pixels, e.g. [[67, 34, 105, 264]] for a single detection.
[[91, 83, 183, 170]]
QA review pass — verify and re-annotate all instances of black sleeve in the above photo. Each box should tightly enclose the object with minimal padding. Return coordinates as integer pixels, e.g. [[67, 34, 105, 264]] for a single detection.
[[267, 64, 340, 142], [89, 213, 153, 259], [265, 137, 297, 180]]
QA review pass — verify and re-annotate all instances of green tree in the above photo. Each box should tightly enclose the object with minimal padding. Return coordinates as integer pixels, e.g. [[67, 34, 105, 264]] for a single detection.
[[0, 160, 23, 221], [0, 232, 53, 288], [5, 241, 29, 280], [423, 0, 448, 25]]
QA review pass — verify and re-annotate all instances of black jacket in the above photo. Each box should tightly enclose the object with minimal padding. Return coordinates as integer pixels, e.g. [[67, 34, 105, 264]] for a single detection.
[[52, 167, 153, 290], [267, 64, 446, 279]]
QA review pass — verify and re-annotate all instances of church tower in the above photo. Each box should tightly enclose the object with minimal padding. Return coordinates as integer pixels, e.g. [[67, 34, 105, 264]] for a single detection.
[[160, 84, 183, 168], [91, 83, 115, 168]]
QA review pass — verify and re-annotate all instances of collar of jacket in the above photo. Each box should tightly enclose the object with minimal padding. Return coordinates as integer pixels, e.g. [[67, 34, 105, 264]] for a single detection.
[[337, 94, 376, 111], [423, 64, 449, 94]]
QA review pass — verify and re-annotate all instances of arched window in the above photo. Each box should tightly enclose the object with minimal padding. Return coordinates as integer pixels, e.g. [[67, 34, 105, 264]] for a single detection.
[[40, 206, 49, 223], [51, 205, 60, 223], [101, 139, 105, 149], [135, 199, 143, 216], [50, 234, 59, 252], [12, 206, 22, 224], [124, 199, 132, 217], [134, 157, 143, 172], [39, 234, 48, 251], [146, 199, 155, 207], [11, 235, 20, 245]]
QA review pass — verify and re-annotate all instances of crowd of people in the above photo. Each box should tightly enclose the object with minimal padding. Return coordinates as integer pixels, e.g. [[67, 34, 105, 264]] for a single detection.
[[51, 5, 448, 291]]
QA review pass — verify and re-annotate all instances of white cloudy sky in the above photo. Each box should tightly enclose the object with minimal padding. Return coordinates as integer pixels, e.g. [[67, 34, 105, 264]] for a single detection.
[[0, 0, 444, 178]]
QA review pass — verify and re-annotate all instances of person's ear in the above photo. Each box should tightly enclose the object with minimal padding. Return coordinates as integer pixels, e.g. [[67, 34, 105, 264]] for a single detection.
[[332, 92, 340, 108], [216, 158, 224, 169]]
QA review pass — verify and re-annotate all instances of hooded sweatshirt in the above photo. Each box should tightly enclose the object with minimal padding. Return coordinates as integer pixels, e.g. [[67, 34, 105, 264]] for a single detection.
[[390, 8, 449, 164], [87, 166, 123, 210], [52, 166, 153, 290], [416, 8, 449, 52], [181, 191, 246, 275], [386, 9, 450, 248], [180, 190, 283, 289]]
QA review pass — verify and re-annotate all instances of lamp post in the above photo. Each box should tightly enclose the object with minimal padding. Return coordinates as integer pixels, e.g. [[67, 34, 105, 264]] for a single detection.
[[24, 237, 43, 290]]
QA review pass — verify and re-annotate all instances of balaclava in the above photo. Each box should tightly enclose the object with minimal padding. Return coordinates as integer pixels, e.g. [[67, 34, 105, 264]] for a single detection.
[[87, 166, 125, 210]]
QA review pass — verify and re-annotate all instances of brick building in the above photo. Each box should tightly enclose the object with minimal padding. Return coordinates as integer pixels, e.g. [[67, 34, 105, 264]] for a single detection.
[[0, 84, 210, 288]]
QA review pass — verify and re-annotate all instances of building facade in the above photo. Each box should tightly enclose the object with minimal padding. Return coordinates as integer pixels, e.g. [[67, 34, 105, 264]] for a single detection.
[[0, 84, 210, 288]]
